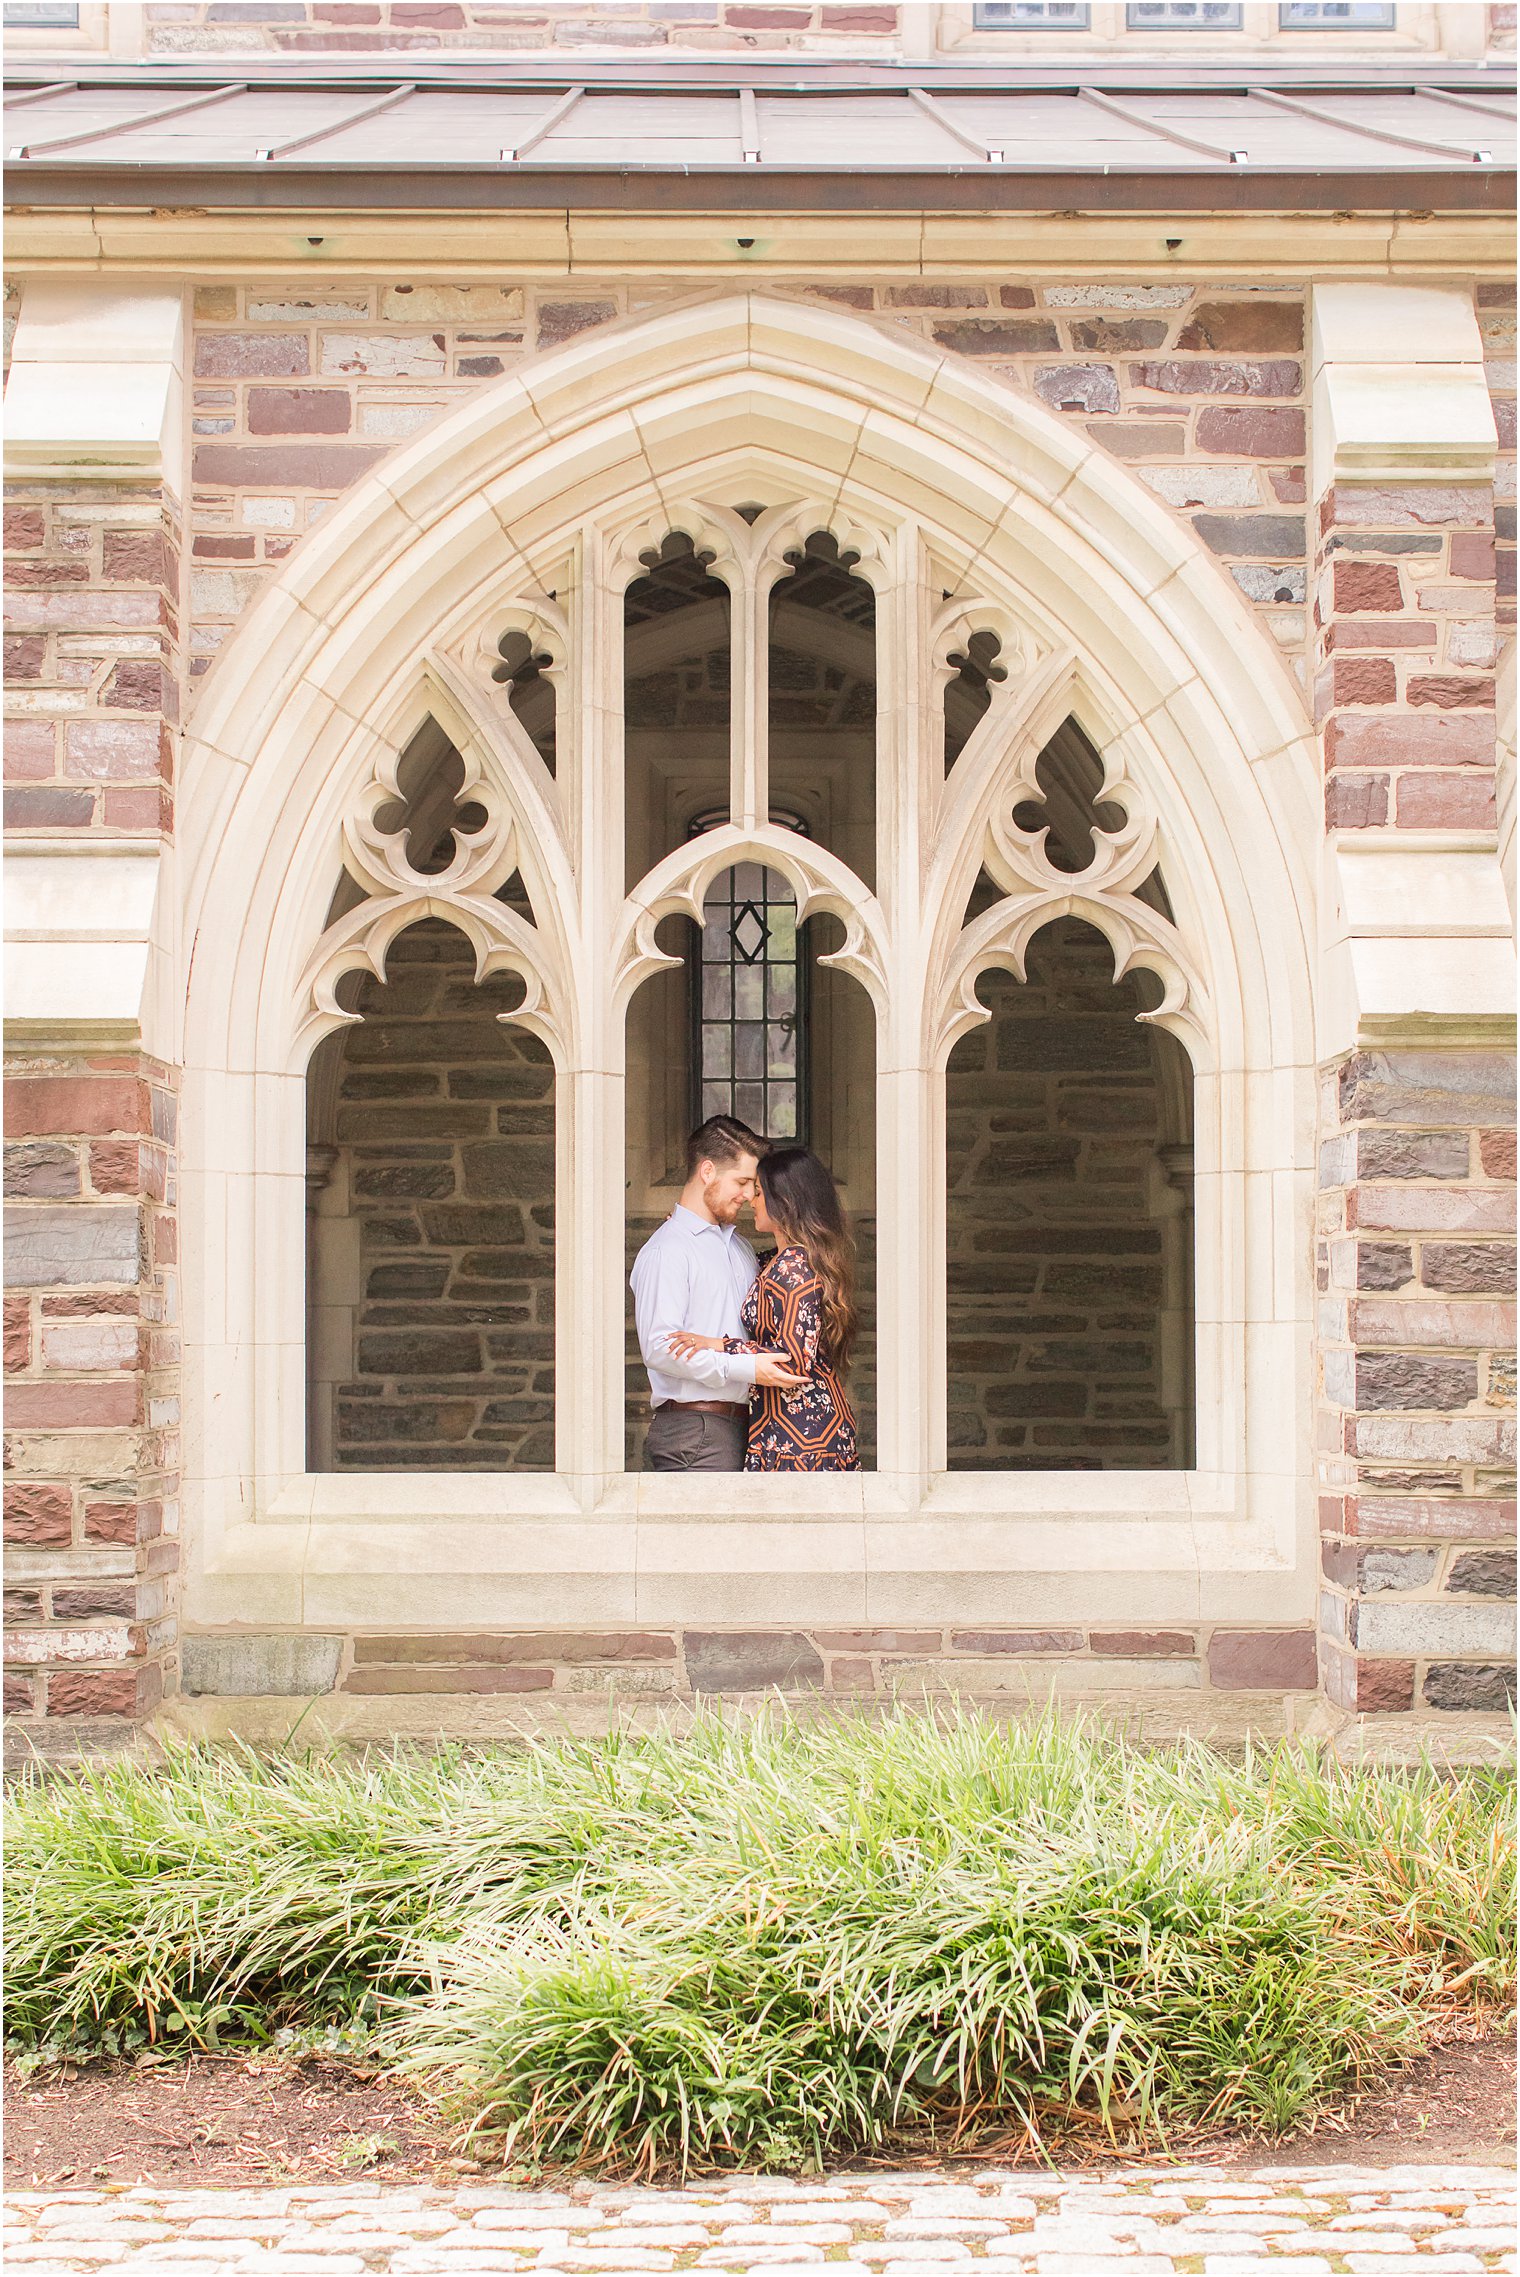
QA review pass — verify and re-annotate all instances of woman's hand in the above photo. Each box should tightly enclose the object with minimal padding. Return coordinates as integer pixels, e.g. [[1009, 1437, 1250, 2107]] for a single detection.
[[665, 1329, 723, 1359]]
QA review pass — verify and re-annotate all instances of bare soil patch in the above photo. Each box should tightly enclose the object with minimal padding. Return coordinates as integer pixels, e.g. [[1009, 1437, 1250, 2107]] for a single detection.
[[5, 2028, 1513, 2190]]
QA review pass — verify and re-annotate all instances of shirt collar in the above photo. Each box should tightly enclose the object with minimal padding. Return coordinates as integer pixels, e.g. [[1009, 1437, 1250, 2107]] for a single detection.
[[673, 1202, 730, 1240]]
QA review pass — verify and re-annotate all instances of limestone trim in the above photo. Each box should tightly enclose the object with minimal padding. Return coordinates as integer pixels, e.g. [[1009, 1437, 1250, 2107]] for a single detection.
[[5, 209, 1514, 281], [174, 292, 1321, 1631]]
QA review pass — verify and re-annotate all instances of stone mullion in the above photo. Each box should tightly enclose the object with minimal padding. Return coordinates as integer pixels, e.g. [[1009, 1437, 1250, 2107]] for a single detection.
[[872, 529, 940, 1488], [735, 549, 772, 834], [555, 530, 626, 1489]]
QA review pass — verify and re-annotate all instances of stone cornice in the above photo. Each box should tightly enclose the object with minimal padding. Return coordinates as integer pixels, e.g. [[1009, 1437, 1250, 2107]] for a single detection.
[[2, 204, 1513, 278]]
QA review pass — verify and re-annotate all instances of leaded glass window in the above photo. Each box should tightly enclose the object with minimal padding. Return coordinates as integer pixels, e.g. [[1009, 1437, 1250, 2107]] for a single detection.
[[691, 859, 806, 1141]]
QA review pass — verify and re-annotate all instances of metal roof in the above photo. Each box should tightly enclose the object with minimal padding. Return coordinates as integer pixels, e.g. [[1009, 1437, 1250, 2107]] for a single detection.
[[3, 62, 1512, 208]]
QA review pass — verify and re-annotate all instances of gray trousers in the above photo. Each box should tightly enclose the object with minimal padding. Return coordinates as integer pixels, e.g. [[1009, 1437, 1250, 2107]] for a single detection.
[[645, 1404, 746, 1472]]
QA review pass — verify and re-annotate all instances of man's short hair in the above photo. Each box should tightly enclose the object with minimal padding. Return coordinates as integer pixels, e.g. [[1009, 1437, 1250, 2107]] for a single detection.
[[686, 1114, 766, 1181]]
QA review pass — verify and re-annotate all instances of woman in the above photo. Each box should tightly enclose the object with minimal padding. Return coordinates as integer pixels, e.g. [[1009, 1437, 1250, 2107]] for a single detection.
[[668, 1144, 860, 1472]]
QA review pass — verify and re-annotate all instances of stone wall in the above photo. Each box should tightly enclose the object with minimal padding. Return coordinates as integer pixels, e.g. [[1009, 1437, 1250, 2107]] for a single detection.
[[1316, 1049, 1516, 1718], [180, 279, 1313, 693], [175, 1616, 1319, 1735], [946, 923, 1189, 1472], [309, 921, 557, 1472], [138, 1, 900, 57], [3, 466, 184, 1752], [3, 1052, 180, 1733]]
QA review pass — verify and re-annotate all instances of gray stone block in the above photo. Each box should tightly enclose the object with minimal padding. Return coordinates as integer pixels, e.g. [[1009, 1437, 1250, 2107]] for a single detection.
[[684, 1631, 824, 1694], [3, 1204, 140, 1288], [181, 1634, 343, 1697], [1355, 1598, 1518, 1658]]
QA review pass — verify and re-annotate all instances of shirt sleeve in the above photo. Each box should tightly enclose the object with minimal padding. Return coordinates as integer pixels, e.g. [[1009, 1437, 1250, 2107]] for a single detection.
[[633, 1240, 758, 1394]]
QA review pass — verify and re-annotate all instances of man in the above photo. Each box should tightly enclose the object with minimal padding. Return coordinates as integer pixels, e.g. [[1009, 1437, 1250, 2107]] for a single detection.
[[631, 1114, 803, 1471]]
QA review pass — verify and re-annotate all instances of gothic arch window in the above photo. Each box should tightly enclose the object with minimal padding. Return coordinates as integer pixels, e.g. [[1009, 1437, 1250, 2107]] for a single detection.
[[301, 720, 556, 1474], [182, 299, 1320, 1669]]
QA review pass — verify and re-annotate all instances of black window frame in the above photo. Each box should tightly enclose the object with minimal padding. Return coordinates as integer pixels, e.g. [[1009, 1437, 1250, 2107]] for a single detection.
[[685, 812, 812, 1146]]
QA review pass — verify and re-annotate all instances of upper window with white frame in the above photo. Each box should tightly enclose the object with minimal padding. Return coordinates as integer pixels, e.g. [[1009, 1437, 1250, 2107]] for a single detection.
[[1278, 2, 1395, 23], [970, 3, 1091, 24], [1126, 2, 1244, 25]]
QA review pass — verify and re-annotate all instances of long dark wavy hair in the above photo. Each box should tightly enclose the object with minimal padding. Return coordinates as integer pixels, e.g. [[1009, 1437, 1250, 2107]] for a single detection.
[[758, 1145, 859, 1373]]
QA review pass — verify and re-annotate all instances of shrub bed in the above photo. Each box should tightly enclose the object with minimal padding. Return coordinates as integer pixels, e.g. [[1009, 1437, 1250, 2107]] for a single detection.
[[5, 1714, 1513, 2174]]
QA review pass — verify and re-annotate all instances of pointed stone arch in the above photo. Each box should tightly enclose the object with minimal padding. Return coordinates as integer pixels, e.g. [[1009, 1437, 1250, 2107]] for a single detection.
[[172, 291, 1322, 1643]]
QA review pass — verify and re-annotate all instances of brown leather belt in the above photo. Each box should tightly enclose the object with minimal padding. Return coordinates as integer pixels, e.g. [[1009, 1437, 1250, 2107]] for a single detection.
[[655, 1399, 748, 1422]]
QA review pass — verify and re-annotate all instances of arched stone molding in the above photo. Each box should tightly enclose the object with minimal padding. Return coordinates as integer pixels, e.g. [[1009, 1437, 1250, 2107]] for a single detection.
[[614, 823, 891, 1024], [174, 292, 1322, 1641]]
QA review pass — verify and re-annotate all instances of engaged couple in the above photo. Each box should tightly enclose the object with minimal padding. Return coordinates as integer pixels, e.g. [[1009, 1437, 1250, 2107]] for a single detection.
[[630, 1115, 861, 1473]]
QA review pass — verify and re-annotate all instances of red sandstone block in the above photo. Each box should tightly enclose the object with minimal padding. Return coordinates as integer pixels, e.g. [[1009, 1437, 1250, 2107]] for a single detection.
[[4, 508, 44, 550], [5, 1075, 148, 1140], [88, 1142, 146, 1196], [4, 1295, 31, 1373], [1130, 357, 1301, 397], [1333, 657, 1397, 705], [1480, 1130, 1517, 1179], [46, 1668, 150, 1719], [4, 1382, 138, 1429], [1324, 773, 1389, 828], [1325, 621, 1435, 651], [820, 5, 897, 23], [1396, 773, 1497, 828], [1449, 531, 1497, 580], [42, 1292, 138, 1317], [829, 1656, 876, 1690], [1207, 1628, 1317, 1690], [103, 785, 171, 832], [392, 1, 465, 19], [4, 1484, 71, 1546], [4, 721, 55, 778], [1333, 560, 1403, 612], [191, 442, 387, 490], [1176, 300, 1304, 354], [1195, 405, 1305, 456], [5, 1673, 37, 1715], [2, 638, 48, 693], [7, 561, 90, 587], [101, 531, 169, 585], [247, 387, 353, 436], [193, 535, 257, 559], [1355, 1657, 1416, 1713], [83, 1502, 142, 1544], [193, 332, 309, 379], [1326, 712, 1492, 768], [1408, 675, 1496, 709]]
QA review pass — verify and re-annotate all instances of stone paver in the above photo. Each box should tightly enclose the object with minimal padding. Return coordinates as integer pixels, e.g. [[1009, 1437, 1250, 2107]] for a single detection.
[[3, 2169, 1514, 2276]]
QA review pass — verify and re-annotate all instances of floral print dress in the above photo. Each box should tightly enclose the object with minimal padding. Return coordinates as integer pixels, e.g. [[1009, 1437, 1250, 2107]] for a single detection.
[[725, 1242, 860, 1472]]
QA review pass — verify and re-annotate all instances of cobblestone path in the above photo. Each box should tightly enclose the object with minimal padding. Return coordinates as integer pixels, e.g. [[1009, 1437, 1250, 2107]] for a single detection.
[[5, 2166, 1516, 2275]]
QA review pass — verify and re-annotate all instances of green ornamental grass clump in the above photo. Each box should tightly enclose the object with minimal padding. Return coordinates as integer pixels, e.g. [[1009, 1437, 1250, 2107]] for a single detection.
[[5, 1712, 1513, 2174]]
